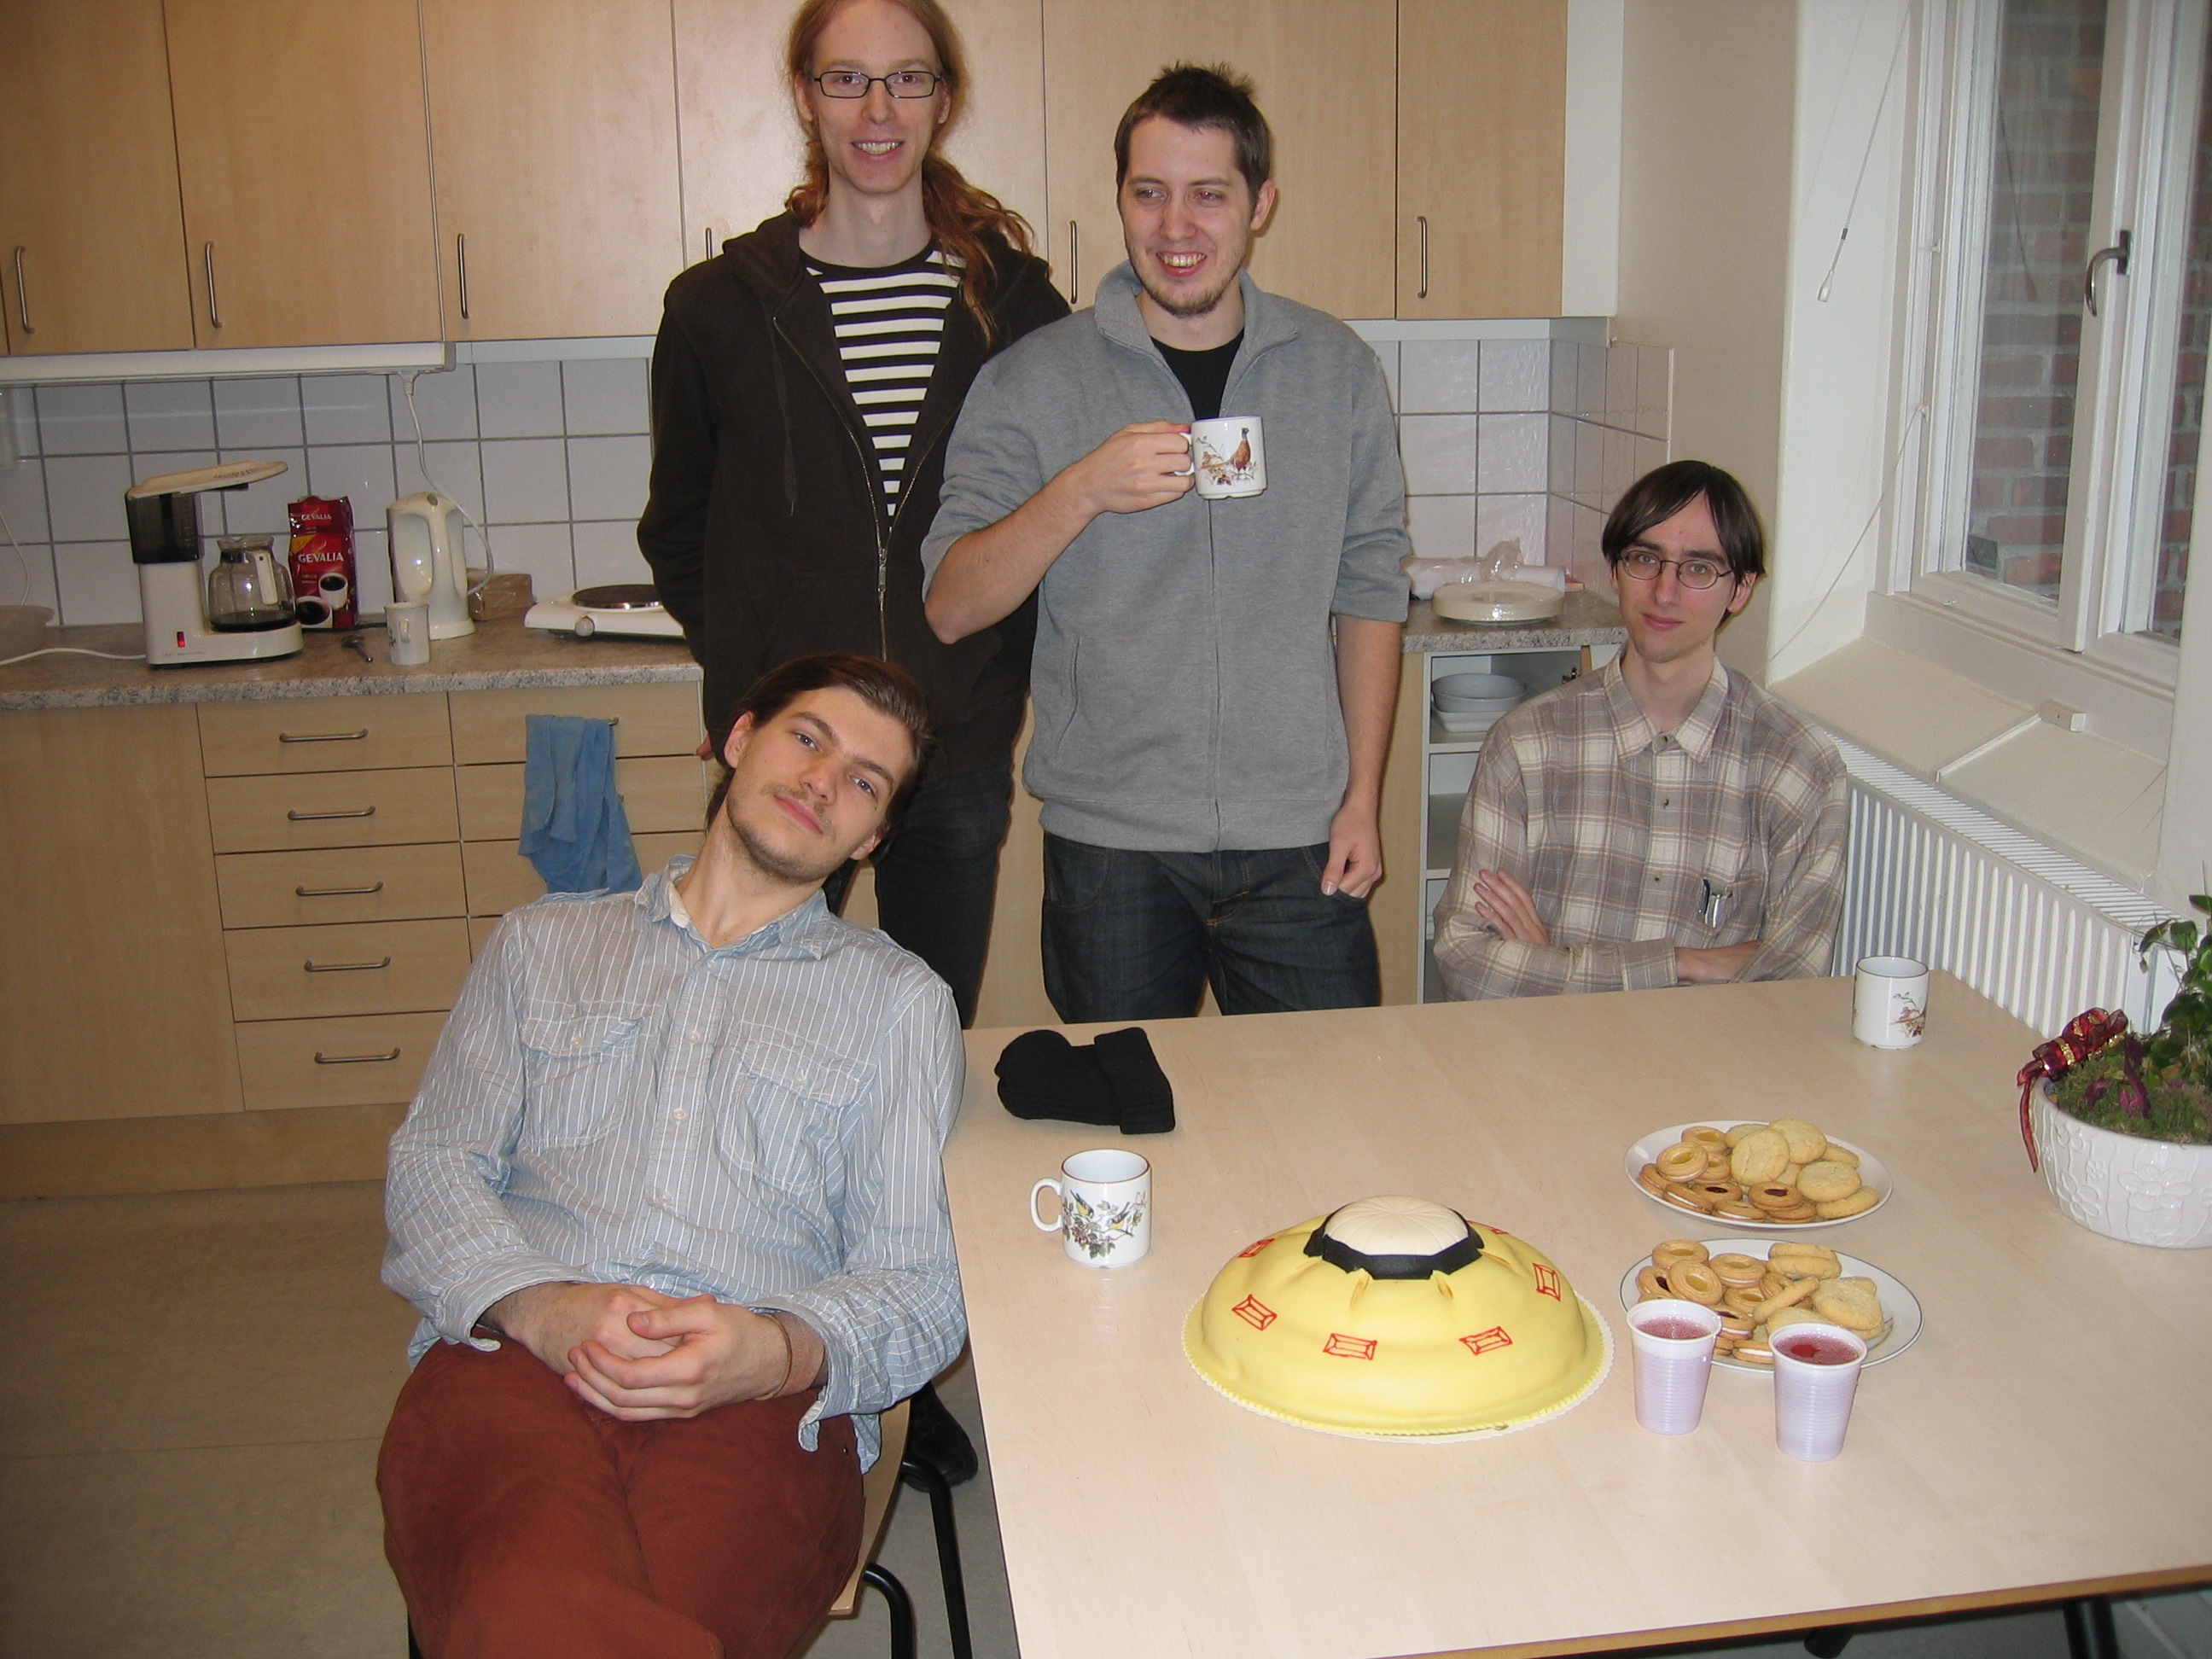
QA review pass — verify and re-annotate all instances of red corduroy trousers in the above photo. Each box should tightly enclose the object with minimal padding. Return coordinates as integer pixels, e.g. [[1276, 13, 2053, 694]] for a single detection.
[[377, 1337, 862, 1659]]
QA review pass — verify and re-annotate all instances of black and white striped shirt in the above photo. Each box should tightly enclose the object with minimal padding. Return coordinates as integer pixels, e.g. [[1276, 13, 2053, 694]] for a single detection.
[[804, 246, 960, 505]]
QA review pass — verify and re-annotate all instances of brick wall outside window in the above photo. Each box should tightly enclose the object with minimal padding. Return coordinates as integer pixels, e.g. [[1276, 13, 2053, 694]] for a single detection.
[[2152, 57, 2211, 640]]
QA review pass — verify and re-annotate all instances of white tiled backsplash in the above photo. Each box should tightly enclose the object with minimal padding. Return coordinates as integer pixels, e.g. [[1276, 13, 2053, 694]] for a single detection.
[[0, 336, 1666, 626]]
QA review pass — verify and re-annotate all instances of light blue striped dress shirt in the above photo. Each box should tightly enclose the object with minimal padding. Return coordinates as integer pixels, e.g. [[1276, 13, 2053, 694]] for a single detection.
[[382, 858, 965, 1467]]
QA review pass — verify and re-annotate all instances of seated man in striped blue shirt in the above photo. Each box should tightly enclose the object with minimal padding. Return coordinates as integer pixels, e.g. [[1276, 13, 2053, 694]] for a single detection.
[[377, 654, 962, 1659]]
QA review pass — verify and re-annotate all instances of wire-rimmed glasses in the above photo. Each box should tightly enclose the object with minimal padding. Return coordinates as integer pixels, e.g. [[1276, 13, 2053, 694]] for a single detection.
[[1617, 549, 1733, 590]]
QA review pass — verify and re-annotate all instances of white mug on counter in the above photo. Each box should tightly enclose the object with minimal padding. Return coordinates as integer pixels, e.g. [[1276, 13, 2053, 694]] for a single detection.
[[1031, 1148, 1151, 1267], [386, 601, 431, 667], [1853, 955, 1930, 1049], [1179, 415, 1266, 499]]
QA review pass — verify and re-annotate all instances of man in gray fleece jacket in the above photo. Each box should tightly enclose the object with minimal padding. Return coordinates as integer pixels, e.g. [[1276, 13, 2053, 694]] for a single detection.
[[922, 65, 1411, 1022]]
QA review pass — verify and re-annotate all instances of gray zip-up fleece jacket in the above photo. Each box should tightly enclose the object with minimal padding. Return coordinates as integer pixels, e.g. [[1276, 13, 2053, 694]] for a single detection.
[[921, 265, 1411, 852]]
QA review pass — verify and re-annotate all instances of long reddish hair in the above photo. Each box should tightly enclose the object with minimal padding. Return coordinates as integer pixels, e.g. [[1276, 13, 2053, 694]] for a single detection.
[[783, 0, 1038, 344]]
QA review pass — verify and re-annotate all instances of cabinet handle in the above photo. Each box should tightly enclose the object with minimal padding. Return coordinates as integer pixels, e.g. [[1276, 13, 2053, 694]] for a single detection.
[[287, 806, 377, 821], [1067, 220, 1080, 306], [1417, 216, 1430, 301], [295, 881, 386, 897], [304, 956, 393, 973], [704, 225, 716, 261], [456, 233, 469, 321], [314, 1047, 402, 1064], [278, 728, 370, 743], [9, 247, 29, 335], [203, 242, 220, 329]]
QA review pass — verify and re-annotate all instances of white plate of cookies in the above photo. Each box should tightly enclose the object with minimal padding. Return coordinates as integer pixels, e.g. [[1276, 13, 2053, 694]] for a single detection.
[[1622, 1117, 1890, 1229], [1616, 1238, 1923, 1373]]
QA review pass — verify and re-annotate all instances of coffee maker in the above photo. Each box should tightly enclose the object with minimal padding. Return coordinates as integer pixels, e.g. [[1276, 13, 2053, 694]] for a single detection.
[[126, 460, 305, 667]]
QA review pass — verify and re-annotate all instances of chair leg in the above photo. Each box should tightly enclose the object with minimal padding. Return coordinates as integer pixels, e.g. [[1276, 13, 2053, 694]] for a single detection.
[[862, 1563, 917, 1659], [1802, 1628, 1853, 1656], [900, 1455, 974, 1659], [407, 1619, 426, 1659], [2064, 1597, 2119, 1659]]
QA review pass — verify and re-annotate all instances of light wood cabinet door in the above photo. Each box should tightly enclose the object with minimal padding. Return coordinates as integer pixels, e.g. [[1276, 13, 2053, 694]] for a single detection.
[[448, 682, 701, 764], [1039, 0, 1394, 320], [1396, 0, 1566, 318], [673, 0, 1046, 270], [425, 0, 686, 340], [0, 707, 241, 1122], [164, 0, 442, 346], [199, 693, 453, 777], [0, 0, 194, 354]]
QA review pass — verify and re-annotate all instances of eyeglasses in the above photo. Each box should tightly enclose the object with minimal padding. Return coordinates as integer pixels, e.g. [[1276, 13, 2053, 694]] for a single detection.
[[812, 69, 943, 99], [1618, 549, 1734, 590]]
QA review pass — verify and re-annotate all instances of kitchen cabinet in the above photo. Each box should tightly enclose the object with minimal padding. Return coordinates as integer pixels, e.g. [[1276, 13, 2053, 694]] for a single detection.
[[164, 0, 443, 347], [1039, 0, 1396, 320], [1396, 0, 1568, 318], [0, 0, 195, 355], [0, 706, 242, 1124], [425, 0, 687, 340], [674, 0, 1047, 269]]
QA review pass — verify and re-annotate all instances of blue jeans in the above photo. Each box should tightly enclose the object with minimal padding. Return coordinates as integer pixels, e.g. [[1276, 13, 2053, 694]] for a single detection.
[[825, 759, 1012, 1029], [1040, 835, 1381, 1022]]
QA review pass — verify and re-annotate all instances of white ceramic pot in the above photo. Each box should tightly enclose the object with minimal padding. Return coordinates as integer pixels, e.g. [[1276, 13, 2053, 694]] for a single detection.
[[2030, 1080, 2212, 1249]]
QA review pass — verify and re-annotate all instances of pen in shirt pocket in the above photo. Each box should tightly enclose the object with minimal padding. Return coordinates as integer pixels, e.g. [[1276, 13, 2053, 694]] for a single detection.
[[1699, 879, 1731, 931]]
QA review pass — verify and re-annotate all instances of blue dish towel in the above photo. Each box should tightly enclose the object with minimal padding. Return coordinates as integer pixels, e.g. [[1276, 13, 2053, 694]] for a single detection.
[[519, 714, 643, 894]]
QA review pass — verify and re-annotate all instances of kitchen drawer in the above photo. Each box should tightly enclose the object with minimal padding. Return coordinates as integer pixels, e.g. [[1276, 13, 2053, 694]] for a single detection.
[[207, 767, 459, 853], [462, 830, 703, 917], [457, 755, 706, 841], [224, 918, 472, 1021], [234, 1011, 449, 1111], [449, 683, 702, 765], [216, 844, 468, 929], [200, 694, 452, 776]]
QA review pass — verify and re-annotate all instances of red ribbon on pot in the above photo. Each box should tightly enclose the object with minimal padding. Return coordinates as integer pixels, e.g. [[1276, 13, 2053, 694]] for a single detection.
[[2017, 1008, 2129, 1170]]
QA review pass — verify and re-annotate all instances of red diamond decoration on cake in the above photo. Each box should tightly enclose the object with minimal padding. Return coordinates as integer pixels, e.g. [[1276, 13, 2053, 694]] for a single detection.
[[1236, 1237, 1274, 1259], [1487, 1224, 1511, 1236], [1532, 1262, 1562, 1301], [1231, 1295, 1277, 1330], [1323, 1332, 1378, 1360], [1460, 1326, 1514, 1356]]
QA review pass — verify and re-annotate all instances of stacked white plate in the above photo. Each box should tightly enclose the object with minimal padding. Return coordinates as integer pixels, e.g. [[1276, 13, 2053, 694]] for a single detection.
[[1432, 671, 1526, 736]]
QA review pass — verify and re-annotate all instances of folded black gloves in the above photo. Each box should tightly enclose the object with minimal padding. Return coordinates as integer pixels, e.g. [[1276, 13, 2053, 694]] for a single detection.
[[996, 1027, 1177, 1134]]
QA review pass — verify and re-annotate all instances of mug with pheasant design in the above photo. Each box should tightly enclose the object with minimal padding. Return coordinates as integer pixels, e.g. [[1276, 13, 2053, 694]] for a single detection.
[[1185, 415, 1266, 499], [1031, 1148, 1151, 1267]]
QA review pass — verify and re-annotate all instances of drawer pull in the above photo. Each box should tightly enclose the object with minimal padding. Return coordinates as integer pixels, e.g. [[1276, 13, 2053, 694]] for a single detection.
[[278, 729, 371, 744], [304, 956, 393, 973], [288, 806, 377, 821], [314, 1047, 402, 1065], [295, 882, 386, 897]]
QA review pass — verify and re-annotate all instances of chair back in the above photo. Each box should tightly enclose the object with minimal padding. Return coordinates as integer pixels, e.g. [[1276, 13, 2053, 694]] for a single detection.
[[826, 1398, 911, 1619]]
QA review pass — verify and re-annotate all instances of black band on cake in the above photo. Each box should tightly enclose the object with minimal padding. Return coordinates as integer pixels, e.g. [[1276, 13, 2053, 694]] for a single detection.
[[1302, 1211, 1484, 1279]]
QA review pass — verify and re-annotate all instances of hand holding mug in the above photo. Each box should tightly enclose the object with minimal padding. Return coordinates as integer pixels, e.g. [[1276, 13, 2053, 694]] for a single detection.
[[1075, 421, 1195, 515]]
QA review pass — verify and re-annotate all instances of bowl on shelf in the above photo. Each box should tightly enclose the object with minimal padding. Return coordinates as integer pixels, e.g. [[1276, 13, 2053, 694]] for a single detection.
[[1431, 672, 1527, 723]]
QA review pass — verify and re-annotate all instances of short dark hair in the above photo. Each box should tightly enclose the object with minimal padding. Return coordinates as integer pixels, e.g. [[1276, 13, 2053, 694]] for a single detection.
[[1600, 460, 1767, 582], [1114, 63, 1272, 191], [705, 653, 934, 836]]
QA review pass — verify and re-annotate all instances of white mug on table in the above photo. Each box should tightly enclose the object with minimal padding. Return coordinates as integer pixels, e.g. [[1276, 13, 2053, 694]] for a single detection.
[[1854, 956, 1930, 1049], [1031, 1148, 1151, 1267], [1179, 416, 1266, 499]]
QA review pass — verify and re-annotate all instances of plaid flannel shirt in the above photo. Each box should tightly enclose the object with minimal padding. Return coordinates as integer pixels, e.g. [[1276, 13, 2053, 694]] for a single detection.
[[1431, 658, 1847, 1000]]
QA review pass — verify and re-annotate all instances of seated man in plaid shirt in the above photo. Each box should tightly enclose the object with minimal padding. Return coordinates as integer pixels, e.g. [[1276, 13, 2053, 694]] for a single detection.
[[1431, 461, 1847, 1000]]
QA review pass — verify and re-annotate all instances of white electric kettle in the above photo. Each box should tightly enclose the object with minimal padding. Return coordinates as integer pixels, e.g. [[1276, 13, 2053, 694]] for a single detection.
[[387, 492, 474, 639]]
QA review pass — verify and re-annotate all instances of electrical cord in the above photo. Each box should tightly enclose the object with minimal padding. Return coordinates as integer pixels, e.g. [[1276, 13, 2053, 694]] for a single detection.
[[399, 368, 498, 596], [0, 504, 147, 666]]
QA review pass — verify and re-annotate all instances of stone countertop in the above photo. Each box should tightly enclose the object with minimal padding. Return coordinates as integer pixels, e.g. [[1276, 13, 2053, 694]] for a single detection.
[[1401, 588, 1625, 653], [0, 615, 701, 710]]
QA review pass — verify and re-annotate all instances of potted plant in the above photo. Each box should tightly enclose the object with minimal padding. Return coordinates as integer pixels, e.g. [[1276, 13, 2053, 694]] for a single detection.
[[2018, 894, 2212, 1248]]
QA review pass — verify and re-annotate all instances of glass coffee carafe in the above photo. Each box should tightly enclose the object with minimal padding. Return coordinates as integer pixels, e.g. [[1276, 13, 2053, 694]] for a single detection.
[[206, 535, 296, 632]]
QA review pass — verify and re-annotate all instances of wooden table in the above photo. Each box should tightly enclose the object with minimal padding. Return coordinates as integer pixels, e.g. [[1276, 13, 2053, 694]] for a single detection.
[[943, 975, 2212, 1658]]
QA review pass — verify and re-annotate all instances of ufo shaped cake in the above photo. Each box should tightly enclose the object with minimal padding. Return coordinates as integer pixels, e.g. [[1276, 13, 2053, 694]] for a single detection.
[[1183, 1196, 1612, 1439]]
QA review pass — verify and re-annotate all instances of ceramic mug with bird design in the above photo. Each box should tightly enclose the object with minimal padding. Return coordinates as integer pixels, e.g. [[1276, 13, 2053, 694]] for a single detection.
[[1184, 415, 1266, 499], [1031, 1148, 1152, 1267]]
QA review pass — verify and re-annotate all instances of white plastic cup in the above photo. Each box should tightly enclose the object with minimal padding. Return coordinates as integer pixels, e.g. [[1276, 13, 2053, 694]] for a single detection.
[[1627, 1299, 1723, 1435], [1771, 1321, 1869, 1461], [1854, 955, 1930, 1048], [386, 600, 431, 666]]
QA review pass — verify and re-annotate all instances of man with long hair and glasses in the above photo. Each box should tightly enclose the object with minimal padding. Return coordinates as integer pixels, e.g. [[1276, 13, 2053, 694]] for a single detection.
[[638, 0, 1064, 1483], [923, 64, 1411, 1022], [378, 655, 961, 1658], [1431, 460, 1847, 1000]]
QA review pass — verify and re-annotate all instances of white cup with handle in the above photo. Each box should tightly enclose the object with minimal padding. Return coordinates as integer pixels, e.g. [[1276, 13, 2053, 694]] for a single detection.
[[1853, 956, 1930, 1049], [1179, 415, 1266, 499], [1031, 1148, 1151, 1267]]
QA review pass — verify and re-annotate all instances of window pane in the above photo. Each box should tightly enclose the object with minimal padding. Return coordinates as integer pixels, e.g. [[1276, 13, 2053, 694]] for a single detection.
[[1963, 0, 2107, 601], [2151, 43, 2212, 642]]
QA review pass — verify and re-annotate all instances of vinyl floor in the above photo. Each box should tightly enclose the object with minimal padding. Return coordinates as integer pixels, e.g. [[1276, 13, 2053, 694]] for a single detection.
[[0, 1179, 2200, 1659]]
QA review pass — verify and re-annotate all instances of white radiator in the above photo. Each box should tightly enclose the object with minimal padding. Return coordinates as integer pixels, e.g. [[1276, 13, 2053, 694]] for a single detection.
[[1831, 740, 2179, 1039]]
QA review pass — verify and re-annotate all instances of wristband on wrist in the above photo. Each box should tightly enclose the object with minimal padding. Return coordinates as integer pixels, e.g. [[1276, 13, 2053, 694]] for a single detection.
[[754, 1311, 797, 1400]]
